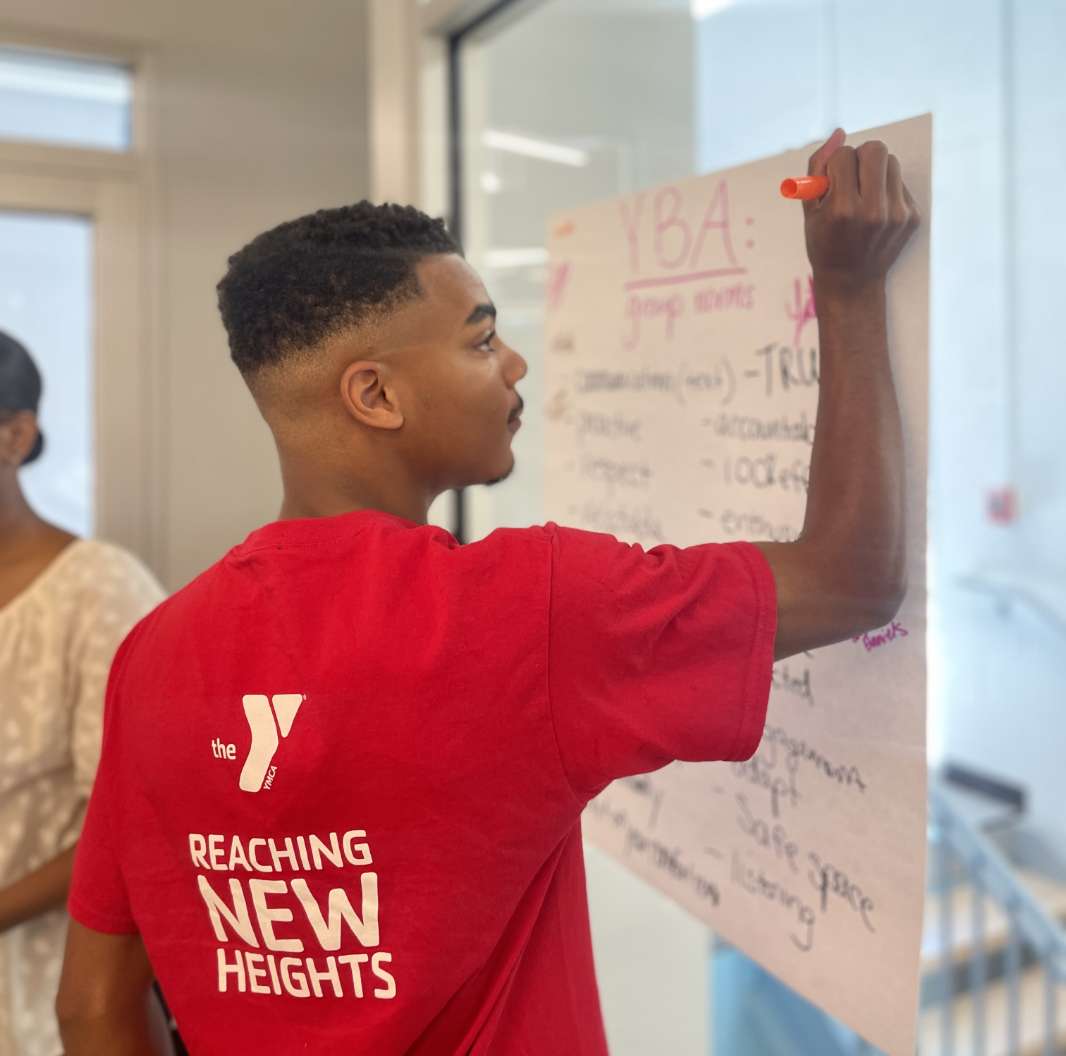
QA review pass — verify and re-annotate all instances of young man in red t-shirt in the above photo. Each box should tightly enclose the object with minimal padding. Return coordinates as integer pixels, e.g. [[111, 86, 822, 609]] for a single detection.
[[57, 129, 917, 1054]]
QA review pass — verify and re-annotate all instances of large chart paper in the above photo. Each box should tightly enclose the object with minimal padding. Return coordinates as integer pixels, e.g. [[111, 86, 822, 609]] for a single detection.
[[544, 116, 930, 1056]]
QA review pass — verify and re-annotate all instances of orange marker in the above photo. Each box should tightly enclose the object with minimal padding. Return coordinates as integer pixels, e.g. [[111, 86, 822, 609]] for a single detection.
[[780, 175, 829, 200]]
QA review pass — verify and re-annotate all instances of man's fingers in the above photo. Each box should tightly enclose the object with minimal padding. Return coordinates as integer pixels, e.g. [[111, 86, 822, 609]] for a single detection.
[[804, 130, 848, 219], [807, 127, 846, 177], [886, 154, 904, 213], [856, 140, 889, 212], [901, 180, 921, 227], [805, 136, 920, 280], [825, 145, 860, 210]]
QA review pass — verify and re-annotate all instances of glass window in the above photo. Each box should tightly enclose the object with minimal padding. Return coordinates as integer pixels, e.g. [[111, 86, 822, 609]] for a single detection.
[[457, 0, 1066, 756], [0, 210, 94, 536], [458, 0, 699, 541], [0, 47, 133, 151]]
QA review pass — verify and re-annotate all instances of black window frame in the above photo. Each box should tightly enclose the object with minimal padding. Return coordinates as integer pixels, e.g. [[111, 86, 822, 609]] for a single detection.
[[445, 0, 530, 543]]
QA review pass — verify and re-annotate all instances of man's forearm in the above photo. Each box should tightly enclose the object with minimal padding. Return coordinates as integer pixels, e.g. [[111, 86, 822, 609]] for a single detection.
[[754, 133, 918, 659], [800, 277, 905, 619], [0, 844, 76, 934]]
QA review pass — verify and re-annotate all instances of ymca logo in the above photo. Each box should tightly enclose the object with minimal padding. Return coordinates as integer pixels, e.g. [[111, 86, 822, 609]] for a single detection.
[[238, 694, 305, 793]]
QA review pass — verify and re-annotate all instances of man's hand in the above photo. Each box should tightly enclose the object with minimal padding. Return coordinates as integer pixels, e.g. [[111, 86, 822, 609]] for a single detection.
[[756, 129, 921, 660], [804, 129, 920, 293]]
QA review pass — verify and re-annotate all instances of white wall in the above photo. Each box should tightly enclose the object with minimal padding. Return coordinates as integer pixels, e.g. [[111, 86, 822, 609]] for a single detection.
[[0, 0, 371, 589], [937, 0, 1066, 853]]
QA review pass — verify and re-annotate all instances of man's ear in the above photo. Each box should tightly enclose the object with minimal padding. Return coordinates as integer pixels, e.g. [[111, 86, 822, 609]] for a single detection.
[[340, 361, 405, 431]]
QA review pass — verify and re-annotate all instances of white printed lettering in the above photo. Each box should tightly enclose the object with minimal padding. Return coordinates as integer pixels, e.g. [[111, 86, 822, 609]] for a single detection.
[[249, 878, 303, 953], [197, 875, 259, 947], [292, 874, 380, 950]]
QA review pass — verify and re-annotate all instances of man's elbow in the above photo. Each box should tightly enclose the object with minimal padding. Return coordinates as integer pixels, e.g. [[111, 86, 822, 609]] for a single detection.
[[807, 539, 908, 634], [55, 981, 92, 1041], [850, 573, 907, 634], [826, 536, 907, 635], [55, 980, 116, 1048]]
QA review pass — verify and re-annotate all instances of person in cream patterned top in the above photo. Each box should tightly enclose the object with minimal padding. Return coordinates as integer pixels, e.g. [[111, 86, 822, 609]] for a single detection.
[[0, 331, 164, 1055]]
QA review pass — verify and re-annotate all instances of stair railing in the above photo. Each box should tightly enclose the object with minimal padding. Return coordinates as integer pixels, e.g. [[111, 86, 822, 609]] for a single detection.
[[928, 776, 1066, 1056]]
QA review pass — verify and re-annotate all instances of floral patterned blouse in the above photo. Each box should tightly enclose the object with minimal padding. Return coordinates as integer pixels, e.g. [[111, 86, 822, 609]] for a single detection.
[[0, 539, 163, 1056]]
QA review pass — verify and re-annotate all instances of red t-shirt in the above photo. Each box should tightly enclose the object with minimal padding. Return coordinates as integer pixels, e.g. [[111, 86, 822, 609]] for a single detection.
[[70, 510, 776, 1055]]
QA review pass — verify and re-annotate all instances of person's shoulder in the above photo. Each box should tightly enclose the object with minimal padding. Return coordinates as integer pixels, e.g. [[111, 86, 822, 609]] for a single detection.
[[459, 522, 643, 561], [49, 543, 164, 657], [103, 550, 227, 672], [73, 537, 150, 573], [457, 522, 563, 557], [69, 539, 165, 602], [532, 522, 647, 558]]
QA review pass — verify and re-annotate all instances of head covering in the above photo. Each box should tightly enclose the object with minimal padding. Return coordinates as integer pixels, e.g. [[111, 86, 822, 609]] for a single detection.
[[0, 330, 45, 465]]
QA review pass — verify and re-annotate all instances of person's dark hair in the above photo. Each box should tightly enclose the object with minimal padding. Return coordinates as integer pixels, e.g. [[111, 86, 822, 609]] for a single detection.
[[0, 330, 45, 466], [217, 201, 461, 376]]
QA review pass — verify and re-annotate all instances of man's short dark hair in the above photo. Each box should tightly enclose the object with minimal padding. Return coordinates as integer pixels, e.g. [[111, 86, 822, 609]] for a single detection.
[[217, 201, 461, 375]]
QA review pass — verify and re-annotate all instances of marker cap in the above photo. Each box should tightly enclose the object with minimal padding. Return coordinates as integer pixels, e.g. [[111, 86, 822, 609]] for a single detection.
[[780, 175, 830, 200]]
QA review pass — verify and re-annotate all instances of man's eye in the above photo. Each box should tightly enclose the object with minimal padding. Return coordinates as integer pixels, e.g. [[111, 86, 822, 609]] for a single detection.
[[477, 331, 497, 350]]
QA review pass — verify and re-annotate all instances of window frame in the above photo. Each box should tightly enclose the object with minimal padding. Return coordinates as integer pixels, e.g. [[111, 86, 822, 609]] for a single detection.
[[368, 0, 541, 541], [0, 25, 163, 569]]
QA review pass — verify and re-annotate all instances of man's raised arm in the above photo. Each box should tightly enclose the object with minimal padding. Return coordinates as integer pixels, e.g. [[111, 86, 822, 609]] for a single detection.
[[756, 129, 921, 660]]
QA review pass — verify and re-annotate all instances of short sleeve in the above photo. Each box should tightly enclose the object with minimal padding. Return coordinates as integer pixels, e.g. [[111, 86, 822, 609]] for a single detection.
[[546, 525, 777, 798], [69, 545, 165, 799], [68, 628, 141, 935]]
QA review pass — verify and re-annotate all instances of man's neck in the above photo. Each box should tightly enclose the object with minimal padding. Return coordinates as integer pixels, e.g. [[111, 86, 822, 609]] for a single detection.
[[277, 488, 431, 526], [275, 447, 438, 526]]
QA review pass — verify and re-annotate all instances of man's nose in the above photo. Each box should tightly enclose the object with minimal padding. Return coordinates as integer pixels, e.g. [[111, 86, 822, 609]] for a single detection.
[[507, 347, 529, 384]]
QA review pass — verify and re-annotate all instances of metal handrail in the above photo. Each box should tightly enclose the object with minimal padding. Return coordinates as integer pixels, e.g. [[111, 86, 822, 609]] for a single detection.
[[928, 776, 1066, 1056], [931, 781, 1066, 980], [957, 572, 1066, 641]]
